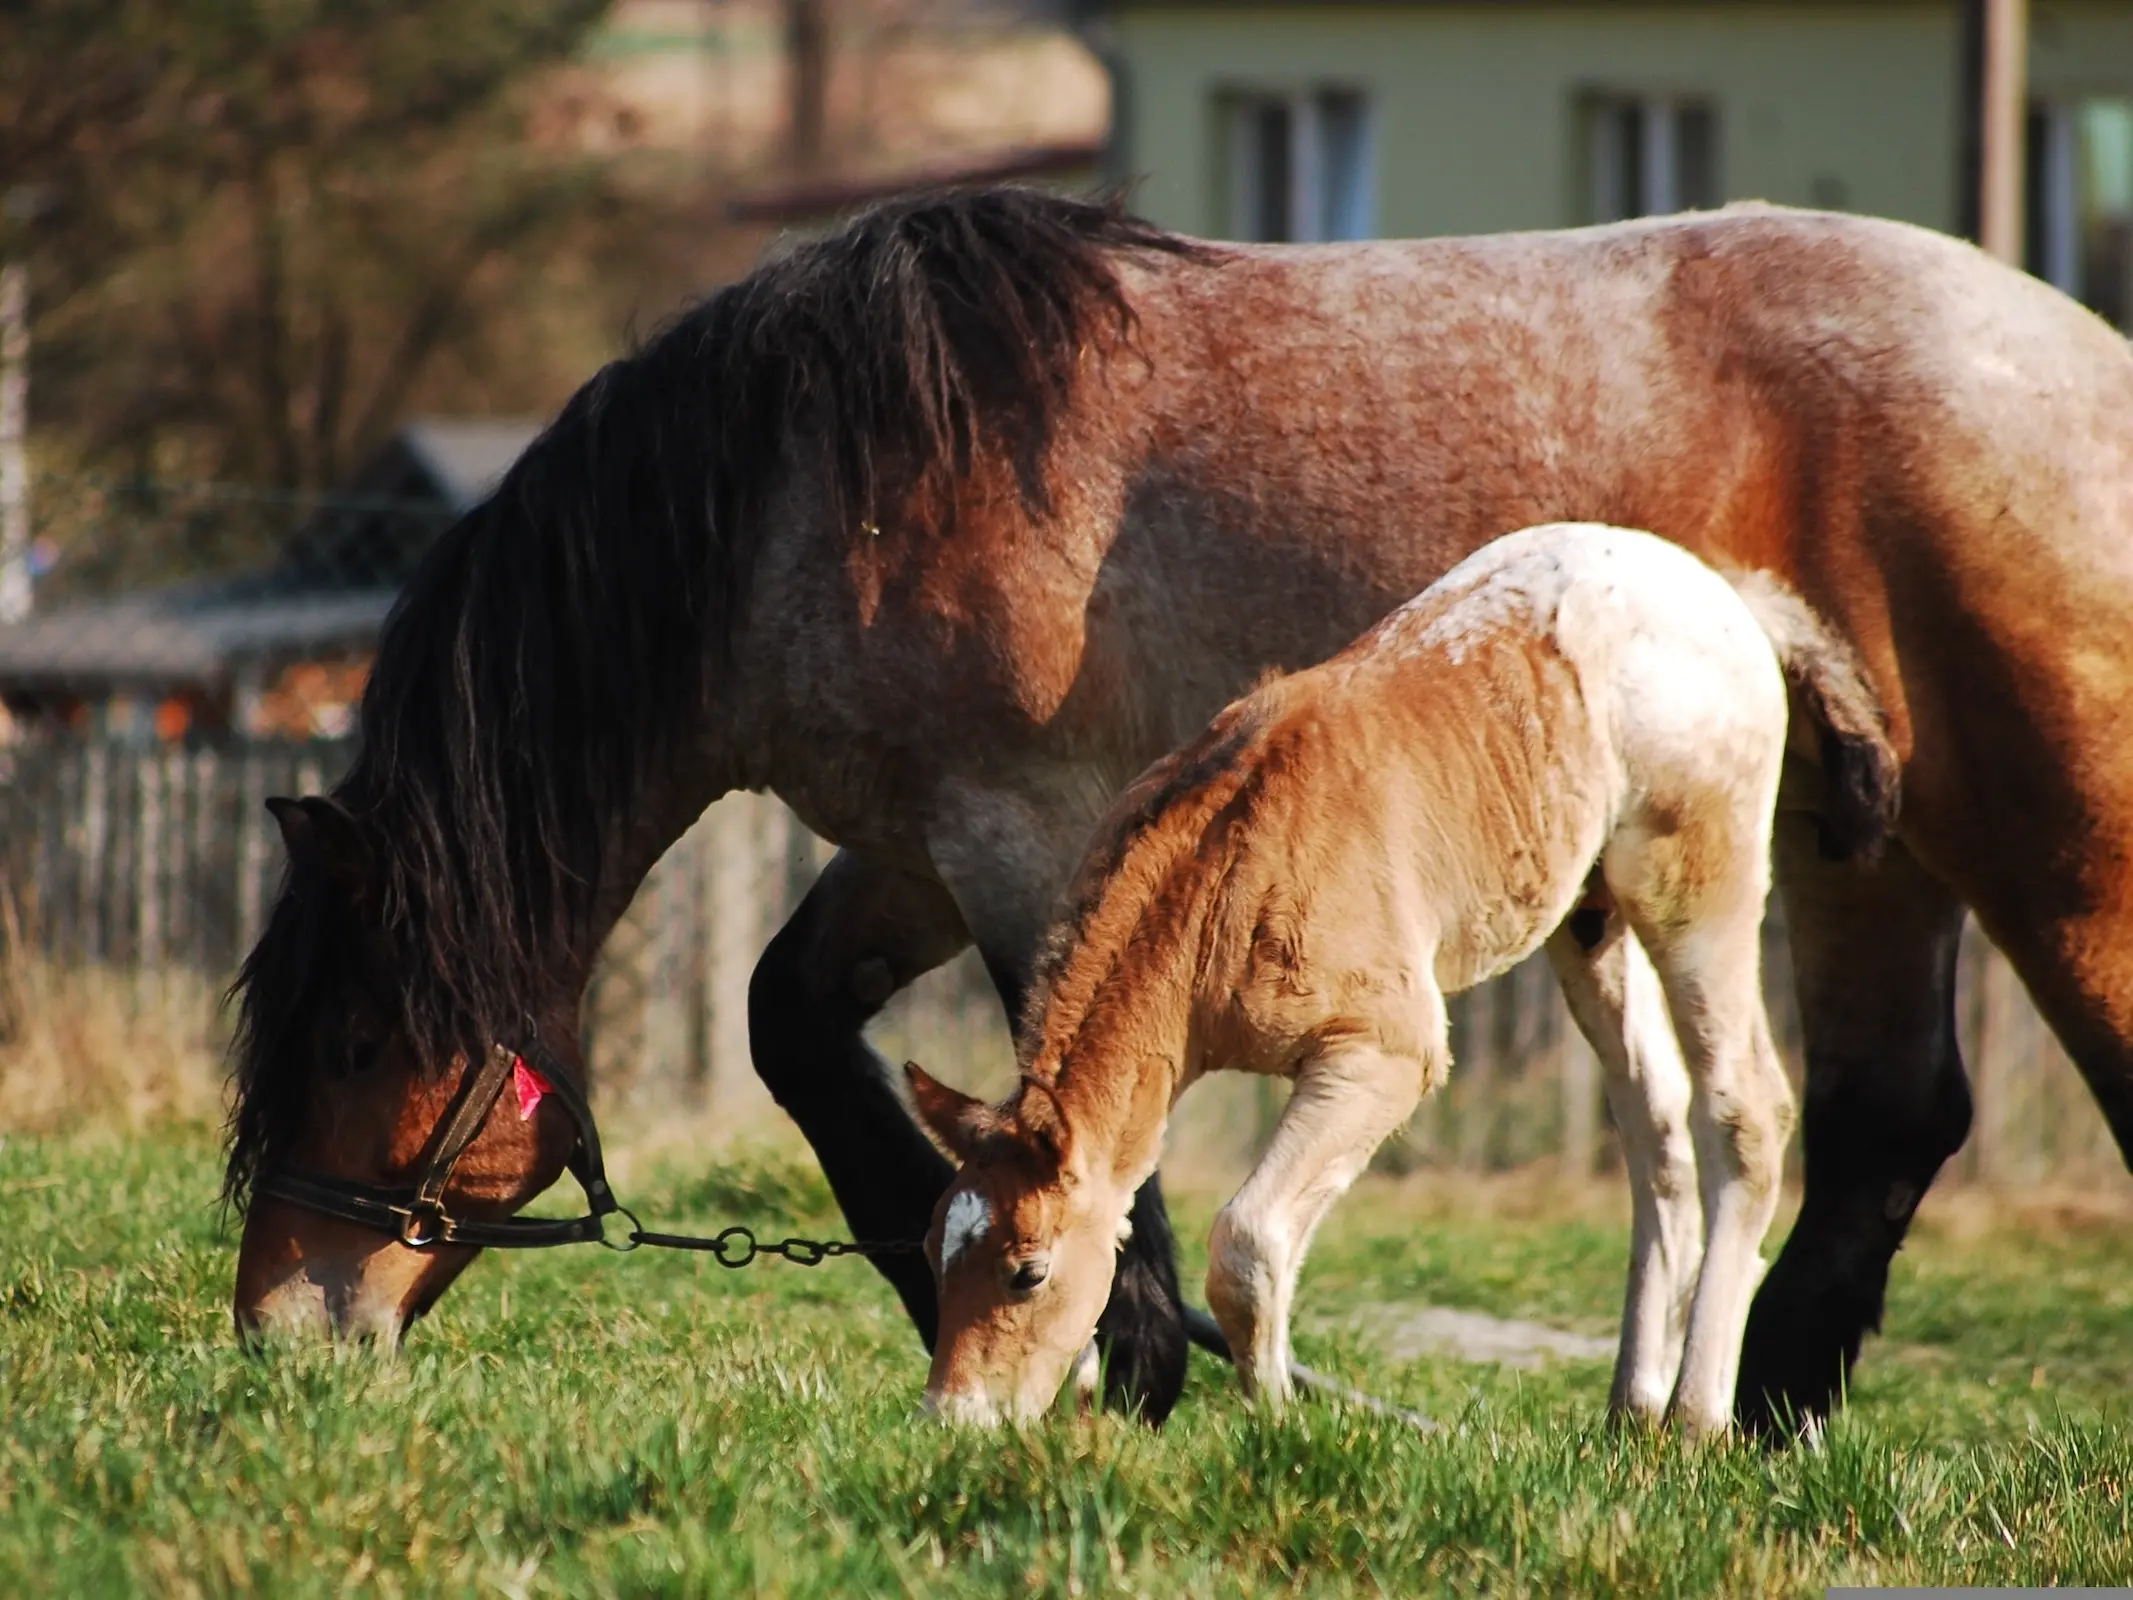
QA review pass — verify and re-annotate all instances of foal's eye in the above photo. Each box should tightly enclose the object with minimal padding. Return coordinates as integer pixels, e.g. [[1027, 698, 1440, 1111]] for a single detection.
[[1005, 1258, 1049, 1297]]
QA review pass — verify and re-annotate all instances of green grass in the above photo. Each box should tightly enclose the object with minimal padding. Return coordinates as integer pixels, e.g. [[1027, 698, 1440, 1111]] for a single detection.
[[3, 1129, 2130, 1596]]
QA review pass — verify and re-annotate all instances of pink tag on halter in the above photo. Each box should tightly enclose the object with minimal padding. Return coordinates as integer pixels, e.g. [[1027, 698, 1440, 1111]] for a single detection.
[[512, 1055, 552, 1121]]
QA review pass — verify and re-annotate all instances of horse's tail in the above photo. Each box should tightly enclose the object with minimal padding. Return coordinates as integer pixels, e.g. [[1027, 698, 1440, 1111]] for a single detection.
[[1730, 572, 1900, 862]]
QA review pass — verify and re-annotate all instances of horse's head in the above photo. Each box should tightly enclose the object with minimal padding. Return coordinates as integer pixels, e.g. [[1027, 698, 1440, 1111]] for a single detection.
[[229, 796, 585, 1343], [905, 1063, 1136, 1424]]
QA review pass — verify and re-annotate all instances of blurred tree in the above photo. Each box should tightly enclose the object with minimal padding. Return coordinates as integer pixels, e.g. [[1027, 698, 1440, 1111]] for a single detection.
[[0, 0, 666, 583]]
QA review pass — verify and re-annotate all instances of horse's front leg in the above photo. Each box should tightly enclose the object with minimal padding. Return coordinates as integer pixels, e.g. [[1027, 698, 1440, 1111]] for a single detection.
[[747, 849, 975, 1344]]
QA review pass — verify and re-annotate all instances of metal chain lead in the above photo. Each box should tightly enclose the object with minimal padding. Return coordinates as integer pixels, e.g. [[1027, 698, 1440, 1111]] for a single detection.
[[623, 1222, 926, 1269]]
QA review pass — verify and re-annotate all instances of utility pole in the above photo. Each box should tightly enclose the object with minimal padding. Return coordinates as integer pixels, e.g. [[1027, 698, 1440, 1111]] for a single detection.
[[784, 0, 829, 173], [1979, 0, 2029, 264], [0, 188, 36, 625]]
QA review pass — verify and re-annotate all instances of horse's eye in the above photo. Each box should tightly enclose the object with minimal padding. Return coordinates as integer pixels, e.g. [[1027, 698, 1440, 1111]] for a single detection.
[[1006, 1257, 1049, 1297]]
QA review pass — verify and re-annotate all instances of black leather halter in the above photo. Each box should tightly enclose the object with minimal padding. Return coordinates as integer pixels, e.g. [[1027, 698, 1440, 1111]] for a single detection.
[[257, 1029, 631, 1251]]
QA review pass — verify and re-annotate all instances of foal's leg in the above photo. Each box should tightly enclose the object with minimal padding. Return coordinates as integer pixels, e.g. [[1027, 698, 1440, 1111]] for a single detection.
[[1545, 923, 1702, 1423], [1206, 1031, 1437, 1409], [1632, 900, 1796, 1438], [748, 850, 976, 1342], [1736, 820, 1970, 1436]]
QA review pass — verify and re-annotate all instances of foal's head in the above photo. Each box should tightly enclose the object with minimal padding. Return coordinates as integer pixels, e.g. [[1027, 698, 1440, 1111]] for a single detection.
[[227, 797, 585, 1342], [906, 1064, 1138, 1423]]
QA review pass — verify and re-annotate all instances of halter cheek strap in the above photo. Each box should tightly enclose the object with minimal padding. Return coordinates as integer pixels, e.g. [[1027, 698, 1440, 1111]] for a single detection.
[[257, 1030, 626, 1251]]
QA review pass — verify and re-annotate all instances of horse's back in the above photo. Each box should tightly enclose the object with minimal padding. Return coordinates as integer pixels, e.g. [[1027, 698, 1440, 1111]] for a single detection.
[[1391, 521, 1784, 752], [1106, 206, 2133, 787]]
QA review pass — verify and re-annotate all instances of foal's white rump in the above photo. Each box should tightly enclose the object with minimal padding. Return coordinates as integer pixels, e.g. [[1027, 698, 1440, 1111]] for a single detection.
[[1210, 524, 1815, 1437]]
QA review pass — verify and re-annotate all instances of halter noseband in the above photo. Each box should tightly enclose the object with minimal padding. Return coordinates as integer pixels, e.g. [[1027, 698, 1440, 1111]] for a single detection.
[[256, 1025, 629, 1251]]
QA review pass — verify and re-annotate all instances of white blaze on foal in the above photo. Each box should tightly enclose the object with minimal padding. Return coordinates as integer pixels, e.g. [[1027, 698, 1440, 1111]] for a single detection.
[[938, 1189, 993, 1272], [907, 523, 1897, 1436]]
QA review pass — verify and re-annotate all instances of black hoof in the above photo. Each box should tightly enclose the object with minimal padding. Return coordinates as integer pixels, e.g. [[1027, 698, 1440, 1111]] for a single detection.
[[1735, 1263, 1876, 1442]]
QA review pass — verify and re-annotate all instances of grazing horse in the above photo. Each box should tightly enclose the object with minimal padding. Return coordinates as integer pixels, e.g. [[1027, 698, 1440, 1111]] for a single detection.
[[225, 187, 2133, 1434], [906, 523, 1897, 1434]]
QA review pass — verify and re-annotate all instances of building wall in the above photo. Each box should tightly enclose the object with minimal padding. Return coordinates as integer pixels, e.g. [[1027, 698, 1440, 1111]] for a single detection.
[[2034, 1, 2133, 108], [1111, 3, 2133, 243]]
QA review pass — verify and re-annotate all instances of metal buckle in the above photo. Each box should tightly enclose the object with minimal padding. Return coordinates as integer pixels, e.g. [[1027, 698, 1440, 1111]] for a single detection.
[[398, 1204, 446, 1249]]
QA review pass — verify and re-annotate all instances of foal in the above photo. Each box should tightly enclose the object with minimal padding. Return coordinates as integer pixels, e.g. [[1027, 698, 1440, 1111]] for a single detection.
[[905, 523, 1897, 1436]]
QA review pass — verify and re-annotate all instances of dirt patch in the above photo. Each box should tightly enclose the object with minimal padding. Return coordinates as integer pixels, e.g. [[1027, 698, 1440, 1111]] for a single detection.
[[1329, 1301, 1614, 1371]]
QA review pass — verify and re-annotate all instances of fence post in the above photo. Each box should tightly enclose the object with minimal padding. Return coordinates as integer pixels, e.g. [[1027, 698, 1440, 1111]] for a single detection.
[[139, 753, 162, 966], [82, 740, 107, 961], [681, 819, 712, 1102], [1966, 920, 2024, 1185], [237, 749, 268, 958], [50, 743, 78, 961], [1560, 1013, 1598, 1180], [706, 793, 777, 1115], [136, 753, 163, 1001], [190, 748, 217, 972], [162, 746, 187, 964]]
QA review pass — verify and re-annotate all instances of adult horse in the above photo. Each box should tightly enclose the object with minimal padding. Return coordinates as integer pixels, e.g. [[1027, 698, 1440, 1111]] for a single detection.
[[227, 187, 2133, 1432]]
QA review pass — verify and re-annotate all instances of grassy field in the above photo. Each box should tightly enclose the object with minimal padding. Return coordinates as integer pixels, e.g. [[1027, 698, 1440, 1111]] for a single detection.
[[3, 1122, 2130, 1598]]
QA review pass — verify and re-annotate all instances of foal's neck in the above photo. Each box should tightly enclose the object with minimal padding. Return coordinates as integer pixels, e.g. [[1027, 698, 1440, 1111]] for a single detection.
[[1030, 912, 1205, 1199]]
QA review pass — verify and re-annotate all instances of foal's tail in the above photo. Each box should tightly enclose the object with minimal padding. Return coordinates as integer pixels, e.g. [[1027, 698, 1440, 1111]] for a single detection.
[[1731, 572, 1901, 862]]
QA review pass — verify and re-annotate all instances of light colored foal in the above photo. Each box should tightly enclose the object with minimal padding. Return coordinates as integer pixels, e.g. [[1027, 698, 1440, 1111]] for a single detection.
[[910, 523, 1895, 1436]]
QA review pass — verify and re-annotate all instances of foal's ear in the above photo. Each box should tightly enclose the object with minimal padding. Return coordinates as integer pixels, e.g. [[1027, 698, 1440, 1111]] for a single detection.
[[1016, 1079, 1076, 1173], [267, 795, 372, 900], [905, 1062, 995, 1162]]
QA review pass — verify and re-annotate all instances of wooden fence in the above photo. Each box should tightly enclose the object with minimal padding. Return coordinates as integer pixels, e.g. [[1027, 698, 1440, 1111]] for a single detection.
[[0, 733, 2123, 1186]]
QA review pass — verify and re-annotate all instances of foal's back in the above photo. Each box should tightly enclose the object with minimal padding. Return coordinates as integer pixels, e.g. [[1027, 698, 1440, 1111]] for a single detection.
[[1191, 524, 1786, 1064]]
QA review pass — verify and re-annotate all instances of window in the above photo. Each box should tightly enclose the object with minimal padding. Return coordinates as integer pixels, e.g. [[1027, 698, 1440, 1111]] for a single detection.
[[1587, 93, 1718, 222], [1224, 88, 1373, 243], [2027, 97, 2133, 328]]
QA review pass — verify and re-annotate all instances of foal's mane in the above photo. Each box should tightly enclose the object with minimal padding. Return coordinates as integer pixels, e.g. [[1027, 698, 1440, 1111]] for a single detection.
[[1018, 695, 1287, 1087], [225, 186, 1200, 1204]]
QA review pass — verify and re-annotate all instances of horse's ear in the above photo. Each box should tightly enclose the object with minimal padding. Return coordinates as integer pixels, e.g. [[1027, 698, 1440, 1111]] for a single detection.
[[905, 1062, 994, 1162], [267, 795, 372, 900]]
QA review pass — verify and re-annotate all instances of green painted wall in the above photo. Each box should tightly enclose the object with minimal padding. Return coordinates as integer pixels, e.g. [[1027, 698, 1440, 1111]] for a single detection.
[[1110, 3, 2133, 242], [2033, 2, 2133, 103]]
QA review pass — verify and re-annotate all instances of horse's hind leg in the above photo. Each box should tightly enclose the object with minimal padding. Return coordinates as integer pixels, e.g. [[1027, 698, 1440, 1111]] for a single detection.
[[748, 850, 975, 1344], [1545, 920, 1702, 1424], [1735, 821, 1970, 1436], [1667, 977, 1792, 1437], [1205, 1026, 1438, 1409]]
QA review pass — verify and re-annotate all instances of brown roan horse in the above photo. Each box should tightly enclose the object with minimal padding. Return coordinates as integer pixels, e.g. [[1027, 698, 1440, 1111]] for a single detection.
[[226, 187, 2133, 1433]]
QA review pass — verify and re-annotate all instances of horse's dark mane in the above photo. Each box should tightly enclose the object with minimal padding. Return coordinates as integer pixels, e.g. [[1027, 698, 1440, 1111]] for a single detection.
[[225, 186, 1202, 1205]]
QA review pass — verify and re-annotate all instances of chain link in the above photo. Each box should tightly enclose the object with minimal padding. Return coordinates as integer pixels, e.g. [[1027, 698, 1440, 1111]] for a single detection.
[[625, 1222, 926, 1269]]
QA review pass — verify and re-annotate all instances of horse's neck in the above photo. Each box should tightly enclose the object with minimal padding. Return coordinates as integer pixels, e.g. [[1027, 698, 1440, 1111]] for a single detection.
[[579, 737, 747, 972]]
